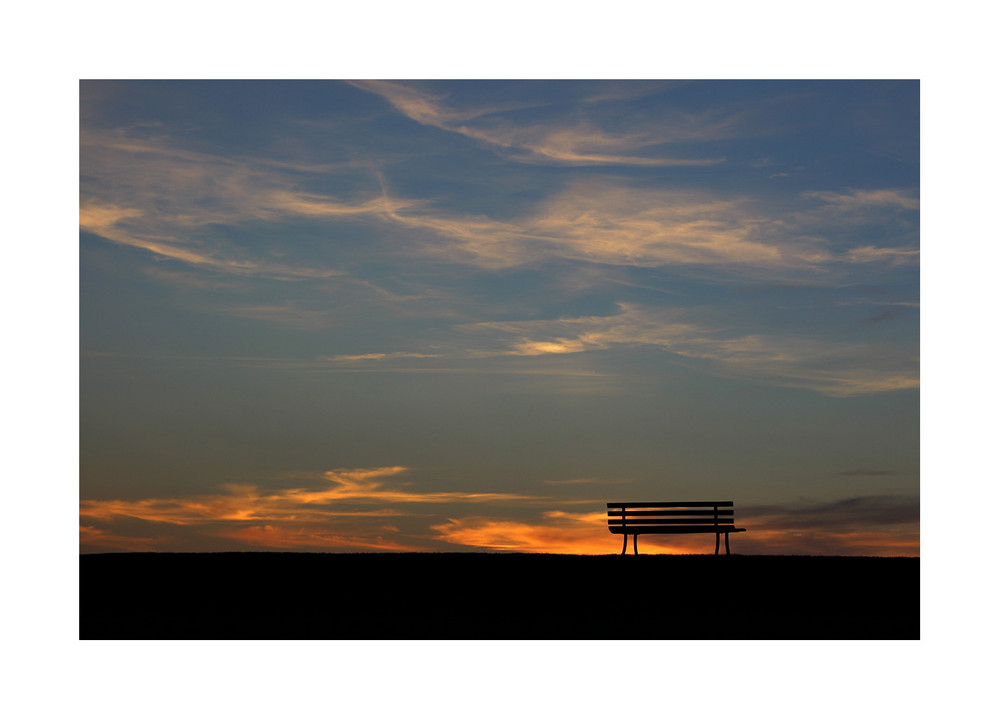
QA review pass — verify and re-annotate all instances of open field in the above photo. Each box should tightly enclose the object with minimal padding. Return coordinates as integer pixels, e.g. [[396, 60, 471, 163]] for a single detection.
[[80, 552, 918, 640]]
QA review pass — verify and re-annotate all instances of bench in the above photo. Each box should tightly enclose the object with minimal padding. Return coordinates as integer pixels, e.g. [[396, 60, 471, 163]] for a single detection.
[[607, 501, 747, 555]]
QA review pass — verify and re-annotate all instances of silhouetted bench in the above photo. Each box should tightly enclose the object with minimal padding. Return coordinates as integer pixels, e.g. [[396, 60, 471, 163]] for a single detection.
[[607, 501, 747, 555]]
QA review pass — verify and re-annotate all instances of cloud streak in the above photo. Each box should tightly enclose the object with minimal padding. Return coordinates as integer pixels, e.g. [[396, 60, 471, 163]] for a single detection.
[[456, 303, 918, 396], [378, 179, 918, 278], [79, 466, 549, 552], [350, 80, 728, 166], [429, 497, 918, 556], [80, 129, 393, 280], [214, 301, 344, 330], [117, 298, 915, 397], [732, 495, 919, 555], [80, 466, 541, 526], [79, 466, 918, 556], [81, 122, 917, 289], [81, 294, 917, 397]]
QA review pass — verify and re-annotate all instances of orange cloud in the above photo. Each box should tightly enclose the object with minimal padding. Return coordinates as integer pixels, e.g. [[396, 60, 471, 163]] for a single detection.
[[80, 466, 548, 553], [430, 507, 918, 557], [79, 525, 165, 552], [736, 497, 919, 556], [431, 513, 743, 555], [80, 467, 918, 556], [734, 527, 919, 556], [432, 516, 611, 554], [216, 524, 425, 552], [79, 466, 542, 529]]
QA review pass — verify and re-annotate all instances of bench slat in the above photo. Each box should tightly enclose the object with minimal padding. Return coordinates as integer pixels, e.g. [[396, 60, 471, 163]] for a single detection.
[[609, 518, 735, 526], [609, 526, 746, 535], [607, 501, 734, 508], [609, 509, 733, 517]]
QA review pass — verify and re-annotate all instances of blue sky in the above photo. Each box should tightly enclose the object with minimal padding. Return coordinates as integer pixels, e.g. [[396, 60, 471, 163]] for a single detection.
[[80, 80, 919, 554]]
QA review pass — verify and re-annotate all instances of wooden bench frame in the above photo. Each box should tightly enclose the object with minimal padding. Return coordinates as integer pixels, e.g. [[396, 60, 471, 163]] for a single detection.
[[607, 501, 747, 555]]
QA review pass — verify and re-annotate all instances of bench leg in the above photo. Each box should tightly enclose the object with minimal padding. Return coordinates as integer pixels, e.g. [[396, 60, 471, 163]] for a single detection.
[[725, 532, 731, 555], [715, 533, 720, 555], [633, 534, 639, 555], [621, 533, 628, 555]]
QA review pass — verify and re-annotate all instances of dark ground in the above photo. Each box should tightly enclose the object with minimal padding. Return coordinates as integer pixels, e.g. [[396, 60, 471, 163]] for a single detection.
[[80, 552, 919, 640]]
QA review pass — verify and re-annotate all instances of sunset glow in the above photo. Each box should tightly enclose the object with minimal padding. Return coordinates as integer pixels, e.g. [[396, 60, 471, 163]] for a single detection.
[[79, 467, 918, 555], [81, 81, 918, 556]]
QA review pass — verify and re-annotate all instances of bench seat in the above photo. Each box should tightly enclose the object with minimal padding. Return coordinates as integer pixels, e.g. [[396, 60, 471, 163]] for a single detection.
[[608, 525, 747, 535]]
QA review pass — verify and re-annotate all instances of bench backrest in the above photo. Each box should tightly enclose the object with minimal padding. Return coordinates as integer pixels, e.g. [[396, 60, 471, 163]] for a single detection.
[[607, 501, 737, 531]]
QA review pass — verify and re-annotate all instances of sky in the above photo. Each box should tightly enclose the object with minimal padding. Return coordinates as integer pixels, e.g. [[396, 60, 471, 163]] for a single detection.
[[79, 79, 919, 555]]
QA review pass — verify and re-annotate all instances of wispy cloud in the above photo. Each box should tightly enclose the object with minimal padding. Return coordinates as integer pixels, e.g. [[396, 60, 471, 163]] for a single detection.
[[83, 296, 916, 397], [123, 299, 912, 397], [325, 352, 443, 363], [81, 122, 918, 287], [429, 497, 919, 556], [79, 467, 918, 556], [837, 469, 899, 477], [350, 80, 728, 167], [542, 477, 634, 485], [791, 188, 919, 266], [80, 130, 390, 280], [523, 181, 814, 270], [80, 199, 346, 280], [801, 188, 920, 211], [79, 525, 164, 553], [215, 301, 342, 330], [213, 524, 425, 552], [579, 80, 690, 104], [731, 495, 919, 555], [845, 246, 920, 265], [80, 466, 541, 526], [431, 511, 614, 554], [80, 466, 547, 552], [837, 299, 919, 308], [456, 303, 919, 396], [745, 495, 918, 528], [379, 179, 918, 277], [185, 300, 910, 397]]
